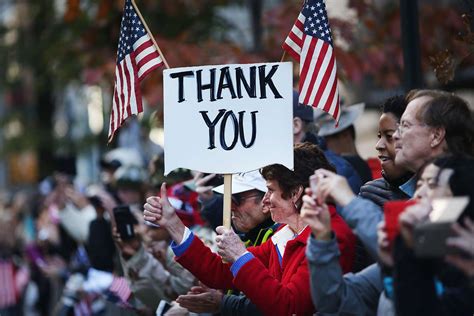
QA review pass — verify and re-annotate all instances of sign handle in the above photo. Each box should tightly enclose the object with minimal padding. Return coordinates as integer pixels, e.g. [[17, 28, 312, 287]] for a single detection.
[[223, 174, 232, 229]]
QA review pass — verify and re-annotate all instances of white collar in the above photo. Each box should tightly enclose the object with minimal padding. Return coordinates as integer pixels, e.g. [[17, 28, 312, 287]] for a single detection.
[[271, 225, 307, 257]]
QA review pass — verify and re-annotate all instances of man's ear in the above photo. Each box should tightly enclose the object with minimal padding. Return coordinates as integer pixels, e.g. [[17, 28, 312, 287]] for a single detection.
[[293, 117, 303, 134], [430, 127, 446, 148]]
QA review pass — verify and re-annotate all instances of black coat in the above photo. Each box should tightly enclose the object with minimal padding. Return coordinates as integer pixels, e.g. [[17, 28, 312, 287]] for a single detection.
[[393, 236, 474, 316]]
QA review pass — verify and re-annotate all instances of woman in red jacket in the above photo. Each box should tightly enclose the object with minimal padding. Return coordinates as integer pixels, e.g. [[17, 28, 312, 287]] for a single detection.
[[144, 143, 356, 315]]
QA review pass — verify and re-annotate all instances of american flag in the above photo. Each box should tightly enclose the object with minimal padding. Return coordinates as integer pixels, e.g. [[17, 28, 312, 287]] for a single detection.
[[0, 260, 17, 308], [107, 276, 132, 305], [109, 0, 164, 142], [283, 0, 340, 123]]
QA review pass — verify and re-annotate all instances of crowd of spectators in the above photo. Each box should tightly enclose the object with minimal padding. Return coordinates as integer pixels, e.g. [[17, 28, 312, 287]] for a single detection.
[[0, 89, 473, 316]]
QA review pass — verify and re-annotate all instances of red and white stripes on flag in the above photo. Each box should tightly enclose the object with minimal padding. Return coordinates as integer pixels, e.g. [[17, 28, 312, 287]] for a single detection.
[[108, 0, 164, 142], [283, 0, 340, 123], [109, 276, 132, 303], [0, 260, 17, 308]]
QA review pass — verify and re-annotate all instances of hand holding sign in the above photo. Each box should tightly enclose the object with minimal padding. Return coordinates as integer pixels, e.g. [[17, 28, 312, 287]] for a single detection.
[[215, 226, 246, 263], [164, 62, 293, 229], [143, 183, 186, 243]]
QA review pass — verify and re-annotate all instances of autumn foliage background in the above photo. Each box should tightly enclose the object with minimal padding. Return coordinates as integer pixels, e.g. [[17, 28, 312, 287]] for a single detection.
[[0, 0, 472, 179]]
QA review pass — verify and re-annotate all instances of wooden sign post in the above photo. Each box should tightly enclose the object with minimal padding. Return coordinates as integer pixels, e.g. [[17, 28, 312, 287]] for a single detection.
[[223, 174, 232, 229]]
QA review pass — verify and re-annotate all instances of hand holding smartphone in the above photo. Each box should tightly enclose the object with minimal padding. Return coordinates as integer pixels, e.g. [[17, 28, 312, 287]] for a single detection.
[[309, 174, 320, 205]]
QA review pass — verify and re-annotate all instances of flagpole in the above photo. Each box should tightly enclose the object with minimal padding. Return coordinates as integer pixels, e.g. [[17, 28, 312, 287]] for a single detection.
[[131, 0, 170, 69], [280, 51, 287, 62]]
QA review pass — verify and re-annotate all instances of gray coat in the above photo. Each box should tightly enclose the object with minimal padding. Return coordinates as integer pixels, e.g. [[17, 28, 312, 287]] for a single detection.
[[306, 235, 393, 316]]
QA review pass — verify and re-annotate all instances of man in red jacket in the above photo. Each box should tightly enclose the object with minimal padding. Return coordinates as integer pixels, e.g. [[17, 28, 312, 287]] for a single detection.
[[144, 143, 356, 315]]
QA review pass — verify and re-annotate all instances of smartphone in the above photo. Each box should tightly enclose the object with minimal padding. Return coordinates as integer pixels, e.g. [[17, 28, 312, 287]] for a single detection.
[[309, 174, 319, 195], [113, 205, 137, 241]]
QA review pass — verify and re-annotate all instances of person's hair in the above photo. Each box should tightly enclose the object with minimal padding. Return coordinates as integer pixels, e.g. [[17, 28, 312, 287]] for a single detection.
[[381, 95, 408, 121], [261, 142, 335, 200], [419, 95, 474, 157], [433, 155, 474, 220], [405, 89, 447, 103], [348, 125, 355, 140]]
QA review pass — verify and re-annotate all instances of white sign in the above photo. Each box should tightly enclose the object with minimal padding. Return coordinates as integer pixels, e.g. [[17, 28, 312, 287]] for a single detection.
[[163, 62, 293, 175]]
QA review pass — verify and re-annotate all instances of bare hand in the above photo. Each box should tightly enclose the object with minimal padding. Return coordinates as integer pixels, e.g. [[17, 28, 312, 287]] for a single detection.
[[215, 226, 247, 263], [143, 183, 186, 244], [176, 284, 223, 313], [40, 256, 66, 278], [163, 301, 189, 316], [398, 201, 431, 248], [445, 217, 474, 276], [112, 227, 141, 259], [300, 188, 331, 240], [143, 183, 177, 227], [147, 240, 168, 266], [65, 187, 90, 209], [94, 189, 117, 216], [194, 173, 216, 202], [315, 169, 355, 207], [377, 221, 394, 267]]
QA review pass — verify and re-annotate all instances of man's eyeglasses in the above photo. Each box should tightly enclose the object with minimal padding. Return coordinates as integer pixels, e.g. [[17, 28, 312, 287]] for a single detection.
[[396, 121, 427, 136], [231, 194, 262, 206]]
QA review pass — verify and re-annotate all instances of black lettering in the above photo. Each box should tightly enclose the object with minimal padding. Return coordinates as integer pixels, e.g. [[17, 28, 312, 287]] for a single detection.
[[196, 69, 216, 102], [216, 67, 237, 100], [200, 109, 226, 149], [219, 111, 239, 151], [239, 111, 258, 148], [258, 65, 282, 99], [236, 66, 256, 98], [170, 71, 194, 102]]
